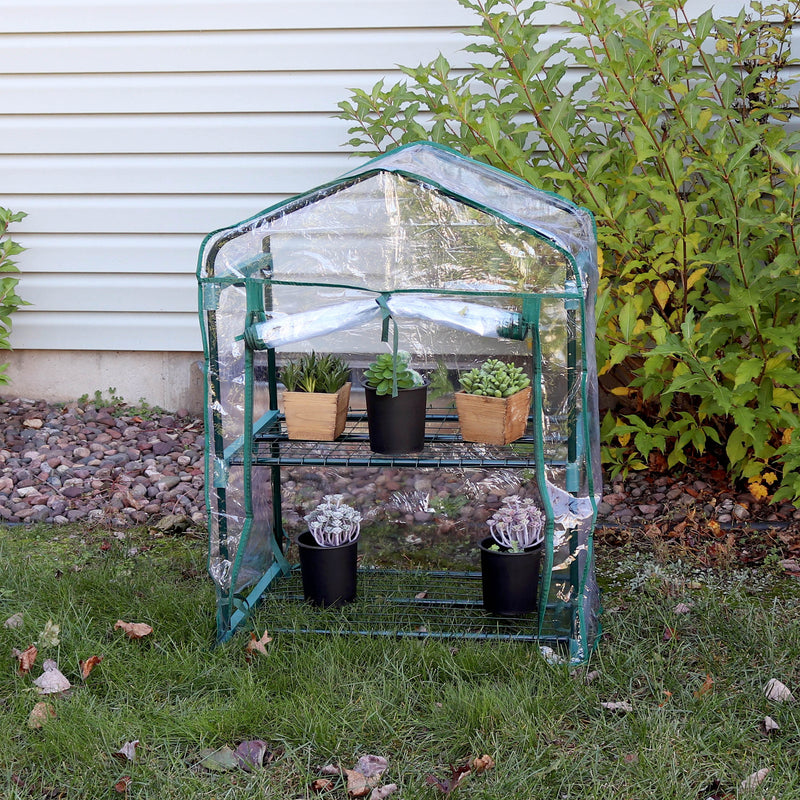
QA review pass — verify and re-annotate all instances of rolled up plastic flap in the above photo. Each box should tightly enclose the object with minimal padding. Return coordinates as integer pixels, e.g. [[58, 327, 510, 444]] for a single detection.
[[244, 299, 380, 349], [243, 295, 526, 350], [386, 296, 523, 338]]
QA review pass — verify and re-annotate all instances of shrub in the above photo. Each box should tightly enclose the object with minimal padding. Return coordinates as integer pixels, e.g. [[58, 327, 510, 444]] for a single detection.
[[338, 0, 800, 502], [0, 207, 27, 385]]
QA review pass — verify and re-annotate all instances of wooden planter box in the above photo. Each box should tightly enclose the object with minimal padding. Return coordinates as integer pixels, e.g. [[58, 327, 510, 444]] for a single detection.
[[283, 383, 351, 441], [455, 386, 532, 445]]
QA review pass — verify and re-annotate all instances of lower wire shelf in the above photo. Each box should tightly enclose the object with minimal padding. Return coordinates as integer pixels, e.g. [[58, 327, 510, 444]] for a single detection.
[[253, 567, 576, 647]]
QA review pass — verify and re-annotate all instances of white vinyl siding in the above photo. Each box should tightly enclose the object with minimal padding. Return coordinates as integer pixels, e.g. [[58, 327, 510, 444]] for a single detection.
[[0, 0, 483, 352], [0, 0, 750, 354]]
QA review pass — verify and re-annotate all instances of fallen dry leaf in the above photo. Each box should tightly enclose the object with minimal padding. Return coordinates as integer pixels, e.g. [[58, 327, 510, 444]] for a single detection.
[[414, 591, 428, 600], [761, 716, 780, 735], [114, 620, 153, 639], [694, 673, 714, 698], [623, 753, 638, 764], [319, 764, 341, 775], [764, 678, 795, 702], [584, 669, 601, 684], [113, 741, 139, 762], [80, 655, 104, 680], [198, 746, 239, 772], [113, 776, 132, 794], [37, 620, 60, 648], [244, 630, 273, 659], [353, 755, 388, 779], [471, 754, 495, 774], [13, 644, 37, 674], [425, 762, 471, 794], [370, 785, 399, 800], [311, 778, 335, 792], [600, 700, 633, 713], [235, 739, 269, 772], [740, 767, 770, 791], [663, 626, 678, 641], [27, 702, 56, 729], [33, 661, 71, 695], [4, 613, 24, 629], [673, 602, 693, 615], [345, 768, 371, 797]]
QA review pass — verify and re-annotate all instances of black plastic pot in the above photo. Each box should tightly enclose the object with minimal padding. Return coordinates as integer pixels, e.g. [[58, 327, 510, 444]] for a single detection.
[[363, 382, 428, 454], [479, 536, 542, 616], [296, 531, 358, 608]]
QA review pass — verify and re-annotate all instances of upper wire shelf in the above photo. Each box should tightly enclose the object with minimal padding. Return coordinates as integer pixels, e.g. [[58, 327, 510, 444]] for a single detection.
[[244, 411, 568, 469]]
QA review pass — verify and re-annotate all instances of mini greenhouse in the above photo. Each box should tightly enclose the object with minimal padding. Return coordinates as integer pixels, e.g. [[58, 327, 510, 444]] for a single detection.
[[197, 141, 602, 661]]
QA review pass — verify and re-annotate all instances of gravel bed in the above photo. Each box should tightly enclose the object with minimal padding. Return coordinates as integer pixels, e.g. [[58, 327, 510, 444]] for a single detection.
[[2, 396, 797, 532]]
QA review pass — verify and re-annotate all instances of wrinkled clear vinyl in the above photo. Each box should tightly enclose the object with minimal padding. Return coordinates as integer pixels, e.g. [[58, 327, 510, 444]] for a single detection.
[[199, 142, 601, 655]]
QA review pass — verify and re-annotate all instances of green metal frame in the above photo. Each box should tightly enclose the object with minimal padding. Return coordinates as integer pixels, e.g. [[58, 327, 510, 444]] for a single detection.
[[197, 147, 599, 658]]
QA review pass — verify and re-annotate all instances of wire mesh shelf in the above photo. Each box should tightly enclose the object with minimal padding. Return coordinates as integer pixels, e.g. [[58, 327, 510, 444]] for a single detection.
[[246, 411, 568, 469], [253, 566, 576, 645]]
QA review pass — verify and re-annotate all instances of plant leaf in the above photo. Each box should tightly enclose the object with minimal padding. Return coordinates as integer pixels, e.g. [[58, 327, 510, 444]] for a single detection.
[[27, 702, 56, 729], [36, 620, 60, 648], [370, 785, 399, 800], [694, 673, 714, 698], [244, 630, 273, 659], [80, 655, 104, 680], [13, 644, 37, 674], [600, 700, 633, 713], [471, 754, 495, 774], [113, 741, 139, 762], [113, 776, 132, 794], [235, 740, 269, 772], [764, 678, 795, 702], [33, 661, 71, 695], [198, 746, 239, 772], [4, 613, 24, 629], [114, 620, 153, 639], [353, 755, 388, 779], [740, 767, 770, 791]]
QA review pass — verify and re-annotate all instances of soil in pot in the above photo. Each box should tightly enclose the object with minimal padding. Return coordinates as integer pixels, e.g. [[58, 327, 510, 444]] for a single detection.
[[479, 536, 542, 616], [296, 531, 358, 607], [363, 382, 428, 454]]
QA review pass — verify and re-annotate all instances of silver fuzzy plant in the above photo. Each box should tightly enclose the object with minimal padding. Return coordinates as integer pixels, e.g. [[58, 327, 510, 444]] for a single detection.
[[486, 496, 544, 550], [304, 494, 362, 547]]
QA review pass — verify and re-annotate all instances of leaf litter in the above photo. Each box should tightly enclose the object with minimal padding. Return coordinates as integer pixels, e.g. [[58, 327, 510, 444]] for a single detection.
[[114, 620, 153, 639], [33, 659, 71, 695]]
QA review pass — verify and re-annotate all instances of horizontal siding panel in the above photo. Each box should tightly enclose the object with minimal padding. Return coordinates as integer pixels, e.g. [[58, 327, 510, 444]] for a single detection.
[[0, 30, 473, 74], [10, 311, 201, 351], [1, 154, 353, 194], [5, 195, 290, 235], [0, 0, 478, 33], [0, 71, 413, 115], [16, 234, 201, 274], [18, 273, 196, 313], [0, 114, 353, 154]]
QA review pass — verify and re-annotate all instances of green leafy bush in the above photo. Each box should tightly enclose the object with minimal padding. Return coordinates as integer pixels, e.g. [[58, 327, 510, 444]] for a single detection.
[[0, 208, 27, 385], [338, 0, 800, 502]]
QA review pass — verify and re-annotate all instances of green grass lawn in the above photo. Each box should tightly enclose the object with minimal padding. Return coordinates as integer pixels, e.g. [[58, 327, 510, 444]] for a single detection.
[[1, 524, 799, 799]]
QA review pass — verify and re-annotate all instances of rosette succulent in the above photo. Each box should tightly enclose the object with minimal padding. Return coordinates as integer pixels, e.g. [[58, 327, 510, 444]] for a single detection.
[[304, 494, 362, 547], [486, 496, 544, 551]]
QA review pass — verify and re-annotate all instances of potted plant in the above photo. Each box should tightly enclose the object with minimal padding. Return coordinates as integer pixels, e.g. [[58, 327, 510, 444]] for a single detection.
[[479, 496, 544, 616], [362, 351, 428, 454], [281, 351, 351, 440], [297, 494, 362, 607], [455, 358, 532, 445]]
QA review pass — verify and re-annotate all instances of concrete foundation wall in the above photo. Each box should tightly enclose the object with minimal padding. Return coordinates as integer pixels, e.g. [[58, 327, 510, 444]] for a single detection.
[[2, 350, 205, 413]]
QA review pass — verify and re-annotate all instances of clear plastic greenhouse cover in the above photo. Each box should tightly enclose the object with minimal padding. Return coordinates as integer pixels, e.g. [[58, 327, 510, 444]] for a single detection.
[[198, 141, 602, 661]]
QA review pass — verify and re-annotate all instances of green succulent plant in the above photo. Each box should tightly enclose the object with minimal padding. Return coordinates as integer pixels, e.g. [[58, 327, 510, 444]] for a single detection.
[[280, 351, 350, 394], [363, 351, 424, 396], [459, 359, 530, 398]]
